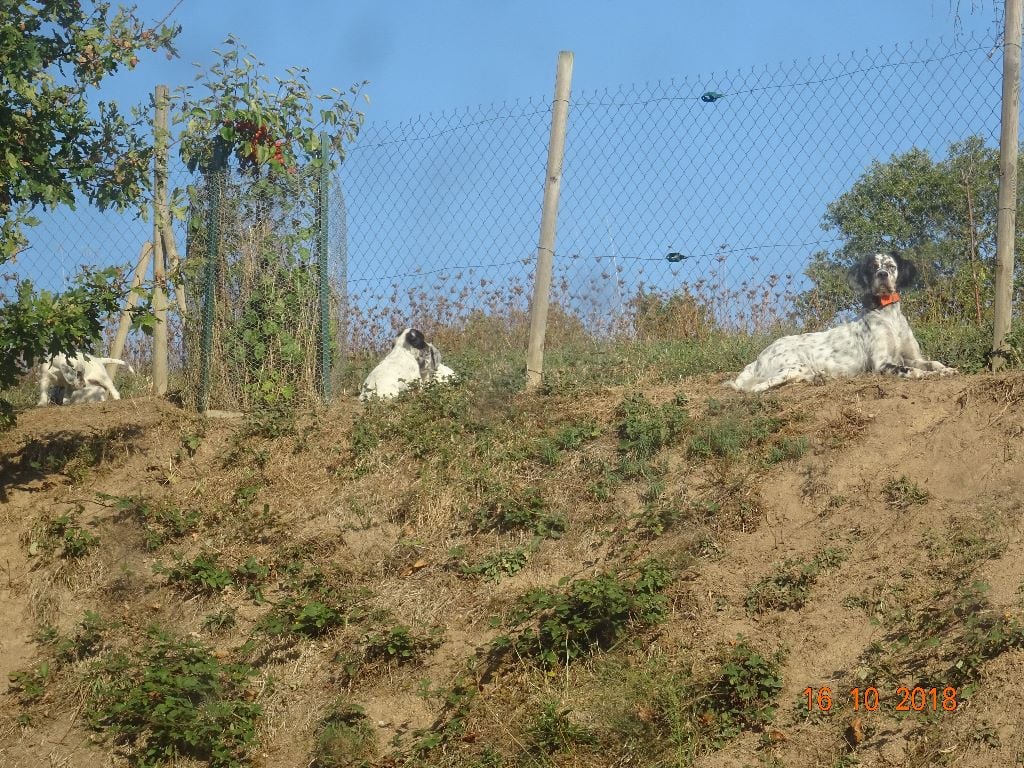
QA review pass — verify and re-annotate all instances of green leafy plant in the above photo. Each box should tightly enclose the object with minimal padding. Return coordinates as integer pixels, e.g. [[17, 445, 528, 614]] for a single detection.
[[363, 624, 442, 665], [459, 546, 532, 582], [100, 493, 201, 550], [201, 608, 238, 634], [8, 661, 52, 705], [33, 510, 100, 559], [158, 553, 235, 595], [533, 420, 601, 465], [174, 36, 366, 411], [85, 629, 262, 767], [498, 560, 673, 666], [473, 485, 567, 539], [700, 638, 785, 744]]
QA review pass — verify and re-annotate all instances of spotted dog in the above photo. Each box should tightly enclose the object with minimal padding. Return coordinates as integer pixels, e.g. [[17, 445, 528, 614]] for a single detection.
[[360, 328, 456, 401], [37, 353, 134, 406], [726, 253, 957, 394]]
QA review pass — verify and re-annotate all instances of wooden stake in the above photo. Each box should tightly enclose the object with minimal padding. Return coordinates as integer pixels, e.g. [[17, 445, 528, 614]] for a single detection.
[[991, 0, 1022, 371], [526, 51, 574, 390], [152, 84, 170, 394], [108, 241, 153, 379]]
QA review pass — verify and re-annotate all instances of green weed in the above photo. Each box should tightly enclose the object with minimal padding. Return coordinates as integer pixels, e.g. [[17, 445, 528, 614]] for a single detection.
[[745, 548, 848, 614], [362, 624, 442, 665], [473, 485, 567, 539], [700, 638, 785, 744], [526, 699, 598, 754], [881, 476, 930, 510], [157, 552, 235, 595], [85, 628, 262, 767], [616, 392, 689, 460], [458, 545, 533, 582], [31, 508, 99, 559], [496, 559, 673, 666], [100, 493, 201, 550]]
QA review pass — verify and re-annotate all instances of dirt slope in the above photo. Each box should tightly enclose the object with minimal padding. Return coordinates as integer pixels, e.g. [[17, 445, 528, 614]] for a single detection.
[[0, 374, 1022, 768]]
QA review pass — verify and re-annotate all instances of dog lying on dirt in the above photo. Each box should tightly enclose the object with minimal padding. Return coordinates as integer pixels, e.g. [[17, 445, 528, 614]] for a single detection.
[[360, 328, 456, 400], [726, 252, 957, 393], [37, 353, 134, 406]]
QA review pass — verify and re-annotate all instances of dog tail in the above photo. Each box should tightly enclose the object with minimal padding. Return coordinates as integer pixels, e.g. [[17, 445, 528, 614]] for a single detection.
[[92, 358, 136, 374]]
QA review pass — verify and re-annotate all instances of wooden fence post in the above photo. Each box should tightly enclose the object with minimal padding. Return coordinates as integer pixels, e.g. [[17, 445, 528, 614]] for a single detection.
[[526, 51, 574, 390], [152, 84, 170, 394], [991, 0, 1022, 371], [107, 241, 153, 380]]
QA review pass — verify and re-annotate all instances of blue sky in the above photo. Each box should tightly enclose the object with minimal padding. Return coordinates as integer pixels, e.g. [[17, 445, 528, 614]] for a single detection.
[[111, 1, 1002, 125]]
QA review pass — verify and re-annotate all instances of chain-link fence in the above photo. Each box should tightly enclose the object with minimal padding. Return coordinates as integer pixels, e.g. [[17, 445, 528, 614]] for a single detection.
[[341, 34, 1009, 355], [5, 32, 1017, 408]]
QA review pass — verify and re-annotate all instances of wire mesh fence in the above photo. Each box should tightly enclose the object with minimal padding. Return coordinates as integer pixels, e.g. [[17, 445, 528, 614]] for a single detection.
[[341, 34, 1009, 355], [4, 32, 1018, 409]]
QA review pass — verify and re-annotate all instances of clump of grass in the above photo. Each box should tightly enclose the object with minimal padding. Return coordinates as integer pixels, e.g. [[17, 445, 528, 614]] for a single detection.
[[526, 699, 598, 754], [616, 392, 689, 460], [532, 420, 601, 465], [687, 398, 791, 462], [745, 548, 848, 614], [29, 507, 99, 559], [881, 475, 930, 509], [100, 493, 202, 550], [351, 382, 476, 468], [311, 700, 378, 768]]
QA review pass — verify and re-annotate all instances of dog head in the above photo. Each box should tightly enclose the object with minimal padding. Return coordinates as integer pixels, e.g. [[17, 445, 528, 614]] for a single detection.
[[852, 252, 918, 301], [396, 328, 437, 382]]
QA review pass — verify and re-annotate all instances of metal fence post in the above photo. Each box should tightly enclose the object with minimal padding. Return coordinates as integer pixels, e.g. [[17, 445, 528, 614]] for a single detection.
[[991, 0, 1022, 371], [317, 131, 332, 400], [199, 141, 226, 413], [526, 51, 574, 390]]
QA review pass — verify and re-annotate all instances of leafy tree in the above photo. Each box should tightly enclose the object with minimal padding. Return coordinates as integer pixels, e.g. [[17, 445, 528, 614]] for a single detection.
[[0, 1, 180, 427], [1, 0, 179, 257], [797, 136, 1023, 328]]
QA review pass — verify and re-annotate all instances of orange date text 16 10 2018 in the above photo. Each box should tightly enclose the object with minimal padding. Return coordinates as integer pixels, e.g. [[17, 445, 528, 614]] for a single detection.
[[803, 686, 959, 713]]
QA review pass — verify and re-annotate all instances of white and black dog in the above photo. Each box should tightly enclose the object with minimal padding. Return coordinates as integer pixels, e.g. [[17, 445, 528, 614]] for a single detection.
[[726, 252, 957, 393], [37, 353, 134, 406], [360, 328, 456, 401]]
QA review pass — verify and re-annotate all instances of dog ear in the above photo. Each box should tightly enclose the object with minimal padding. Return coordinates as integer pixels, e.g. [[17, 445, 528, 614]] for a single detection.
[[847, 255, 874, 292], [894, 254, 918, 289]]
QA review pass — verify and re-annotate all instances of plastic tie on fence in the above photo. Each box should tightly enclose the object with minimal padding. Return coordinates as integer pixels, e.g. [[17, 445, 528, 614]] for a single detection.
[[666, 252, 688, 262], [700, 91, 725, 103]]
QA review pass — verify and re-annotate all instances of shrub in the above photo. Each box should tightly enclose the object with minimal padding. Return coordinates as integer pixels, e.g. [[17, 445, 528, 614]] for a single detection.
[[700, 638, 785, 743], [85, 629, 262, 767], [498, 560, 673, 666]]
